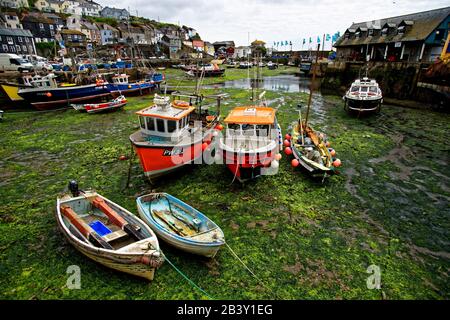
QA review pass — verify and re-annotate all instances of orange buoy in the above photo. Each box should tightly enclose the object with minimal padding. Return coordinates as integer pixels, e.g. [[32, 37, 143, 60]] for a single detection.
[[333, 159, 342, 167], [119, 155, 128, 161], [283, 140, 290, 147], [329, 148, 336, 157], [202, 142, 209, 151], [285, 134, 291, 140], [275, 153, 282, 161], [46, 92, 52, 97], [216, 124, 224, 131], [326, 141, 331, 147], [291, 159, 300, 167], [284, 147, 292, 155]]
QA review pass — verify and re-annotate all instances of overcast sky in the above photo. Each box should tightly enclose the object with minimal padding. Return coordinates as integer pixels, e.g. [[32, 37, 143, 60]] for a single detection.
[[97, 0, 449, 50]]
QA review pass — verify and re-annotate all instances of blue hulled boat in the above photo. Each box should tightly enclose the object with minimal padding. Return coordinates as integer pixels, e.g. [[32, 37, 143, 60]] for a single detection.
[[136, 193, 225, 258], [17, 74, 111, 110], [108, 74, 155, 96]]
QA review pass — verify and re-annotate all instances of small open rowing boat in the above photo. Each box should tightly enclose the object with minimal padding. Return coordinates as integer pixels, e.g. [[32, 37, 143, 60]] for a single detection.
[[56, 181, 163, 281], [136, 193, 225, 258], [72, 95, 127, 113]]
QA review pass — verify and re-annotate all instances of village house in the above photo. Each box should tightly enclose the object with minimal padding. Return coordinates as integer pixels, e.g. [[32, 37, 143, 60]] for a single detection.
[[21, 13, 58, 43], [80, 20, 101, 45], [0, 27, 36, 55], [161, 33, 181, 59], [234, 46, 251, 59], [61, 0, 83, 16], [141, 24, 156, 44], [213, 40, 235, 58], [97, 23, 119, 45], [0, 0, 29, 9], [79, 1, 102, 17], [41, 12, 65, 30], [334, 6, 450, 62], [0, 12, 22, 29], [100, 7, 129, 20], [35, 0, 64, 13], [59, 28, 87, 53]]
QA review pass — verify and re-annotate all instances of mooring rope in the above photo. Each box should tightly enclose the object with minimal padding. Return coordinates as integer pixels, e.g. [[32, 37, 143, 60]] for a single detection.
[[225, 242, 280, 299], [162, 252, 215, 300]]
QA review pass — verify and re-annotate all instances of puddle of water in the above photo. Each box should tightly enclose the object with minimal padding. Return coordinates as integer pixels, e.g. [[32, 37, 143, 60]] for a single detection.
[[204, 75, 319, 93]]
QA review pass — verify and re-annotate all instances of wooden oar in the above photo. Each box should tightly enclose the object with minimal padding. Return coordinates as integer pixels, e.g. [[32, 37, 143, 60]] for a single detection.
[[91, 196, 145, 241], [60, 205, 114, 250]]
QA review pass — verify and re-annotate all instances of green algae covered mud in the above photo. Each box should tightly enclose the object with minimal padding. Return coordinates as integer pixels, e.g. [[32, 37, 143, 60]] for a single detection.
[[0, 67, 448, 300]]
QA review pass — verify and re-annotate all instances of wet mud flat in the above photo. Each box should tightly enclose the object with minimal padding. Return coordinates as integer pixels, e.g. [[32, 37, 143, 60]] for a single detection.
[[0, 72, 448, 299]]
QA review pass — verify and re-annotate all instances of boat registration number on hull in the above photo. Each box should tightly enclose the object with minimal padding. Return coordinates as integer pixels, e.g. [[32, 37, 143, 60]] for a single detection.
[[163, 148, 184, 156]]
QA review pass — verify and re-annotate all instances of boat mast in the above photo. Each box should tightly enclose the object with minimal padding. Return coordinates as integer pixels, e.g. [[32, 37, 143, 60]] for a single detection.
[[304, 42, 320, 126]]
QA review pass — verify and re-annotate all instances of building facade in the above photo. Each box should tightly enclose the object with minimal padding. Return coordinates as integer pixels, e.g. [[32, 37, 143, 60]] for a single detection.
[[21, 14, 58, 43], [100, 7, 129, 20], [0, 12, 22, 29], [97, 23, 119, 45], [0, 0, 29, 9], [334, 6, 450, 62], [0, 28, 36, 55]]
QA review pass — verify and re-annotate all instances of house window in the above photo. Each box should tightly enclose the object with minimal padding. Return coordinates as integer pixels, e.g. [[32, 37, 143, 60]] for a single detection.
[[39, 23, 44, 29], [25, 37, 29, 43], [16, 45, 21, 52], [381, 28, 388, 36], [7, 36, 13, 44], [9, 45, 15, 52], [398, 26, 405, 35], [49, 25, 54, 30], [2, 44, 8, 52], [368, 29, 374, 36], [18, 37, 22, 42], [22, 45, 27, 51], [355, 31, 361, 38], [50, 30, 55, 36]]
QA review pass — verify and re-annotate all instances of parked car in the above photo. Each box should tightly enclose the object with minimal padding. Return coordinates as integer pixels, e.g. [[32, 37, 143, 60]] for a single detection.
[[23, 55, 53, 71], [0, 53, 34, 72]]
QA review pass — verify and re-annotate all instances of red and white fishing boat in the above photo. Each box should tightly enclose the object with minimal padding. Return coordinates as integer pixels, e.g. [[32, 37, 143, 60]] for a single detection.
[[217, 106, 283, 183], [129, 93, 224, 179], [72, 95, 127, 113]]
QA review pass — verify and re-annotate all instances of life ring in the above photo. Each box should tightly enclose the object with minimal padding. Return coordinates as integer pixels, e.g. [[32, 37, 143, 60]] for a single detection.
[[172, 100, 191, 109]]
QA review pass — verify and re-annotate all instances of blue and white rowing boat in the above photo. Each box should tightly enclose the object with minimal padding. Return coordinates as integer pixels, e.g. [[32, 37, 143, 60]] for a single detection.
[[136, 193, 225, 258]]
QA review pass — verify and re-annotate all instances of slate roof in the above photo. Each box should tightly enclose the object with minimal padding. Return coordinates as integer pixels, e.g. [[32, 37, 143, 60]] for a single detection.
[[0, 27, 33, 37], [335, 6, 450, 47]]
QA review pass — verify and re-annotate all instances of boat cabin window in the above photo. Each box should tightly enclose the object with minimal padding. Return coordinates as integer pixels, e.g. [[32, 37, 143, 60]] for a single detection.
[[146, 117, 155, 131], [167, 120, 176, 133], [360, 86, 369, 93], [227, 123, 241, 136], [156, 118, 165, 132], [256, 125, 270, 137], [369, 86, 378, 93], [351, 86, 360, 92], [139, 116, 145, 129], [242, 124, 255, 136]]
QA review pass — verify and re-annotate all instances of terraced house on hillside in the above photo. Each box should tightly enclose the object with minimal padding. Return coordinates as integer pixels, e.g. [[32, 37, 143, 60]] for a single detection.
[[21, 13, 59, 43], [0, 12, 22, 29], [334, 6, 450, 62], [0, 27, 36, 55], [0, 0, 29, 9]]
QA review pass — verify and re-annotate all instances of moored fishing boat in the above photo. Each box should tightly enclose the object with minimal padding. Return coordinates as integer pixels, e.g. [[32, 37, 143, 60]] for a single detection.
[[129, 93, 224, 179], [137, 193, 225, 258], [285, 43, 341, 178], [71, 95, 127, 113], [186, 64, 225, 77], [17, 74, 111, 110], [343, 77, 383, 114], [108, 74, 155, 97], [218, 106, 283, 182], [285, 118, 341, 177], [56, 181, 164, 281]]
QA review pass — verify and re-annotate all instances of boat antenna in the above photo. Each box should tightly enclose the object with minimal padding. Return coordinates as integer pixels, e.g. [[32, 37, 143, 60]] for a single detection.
[[304, 42, 320, 126]]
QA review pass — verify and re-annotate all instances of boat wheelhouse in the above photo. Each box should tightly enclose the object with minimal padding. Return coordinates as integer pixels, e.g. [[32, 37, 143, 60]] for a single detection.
[[108, 74, 155, 97], [17, 74, 111, 110], [343, 77, 383, 113], [129, 94, 221, 179], [218, 106, 283, 183]]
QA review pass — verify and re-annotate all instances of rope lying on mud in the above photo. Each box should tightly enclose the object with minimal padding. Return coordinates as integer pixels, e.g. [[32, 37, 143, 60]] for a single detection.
[[225, 242, 280, 299], [162, 252, 215, 300]]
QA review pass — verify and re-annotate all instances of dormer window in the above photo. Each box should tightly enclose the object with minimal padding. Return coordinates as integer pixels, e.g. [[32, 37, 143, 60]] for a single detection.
[[355, 31, 361, 38], [381, 28, 388, 36], [368, 29, 374, 36], [398, 26, 406, 35]]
